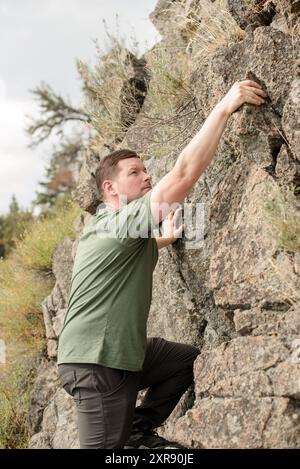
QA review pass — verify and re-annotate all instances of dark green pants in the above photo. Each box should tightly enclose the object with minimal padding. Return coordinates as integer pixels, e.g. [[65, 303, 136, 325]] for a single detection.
[[58, 337, 200, 449]]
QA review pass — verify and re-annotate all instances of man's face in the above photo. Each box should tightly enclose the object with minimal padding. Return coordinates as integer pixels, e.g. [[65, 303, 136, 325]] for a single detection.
[[110, 157, 152, 204]]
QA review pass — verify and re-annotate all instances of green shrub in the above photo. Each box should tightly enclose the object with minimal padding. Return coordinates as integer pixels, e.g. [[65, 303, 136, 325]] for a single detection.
[[0, 257, 50, 346], [262, 184, 300, 308], [263, 184, 300, 253], [0, 354, 37, 449], [175, 0, 246, 63], [0, 196, 81, 448], [17, 197, 80, 271]]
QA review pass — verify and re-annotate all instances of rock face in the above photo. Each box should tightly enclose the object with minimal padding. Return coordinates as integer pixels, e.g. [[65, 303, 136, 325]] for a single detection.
[[29, 0, 300, 449], [175, 334, 300, 448], [72, 50, 150, 213], [41, 237, 73, 359]]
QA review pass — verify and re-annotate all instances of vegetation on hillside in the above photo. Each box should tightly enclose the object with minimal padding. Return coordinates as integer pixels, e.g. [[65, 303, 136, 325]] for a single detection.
[[0, 195, 80, 448], [1, 2, 299, 449]]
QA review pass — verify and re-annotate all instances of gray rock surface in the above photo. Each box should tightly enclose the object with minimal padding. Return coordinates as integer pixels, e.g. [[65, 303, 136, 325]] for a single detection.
[[28, 0, 300, 449]]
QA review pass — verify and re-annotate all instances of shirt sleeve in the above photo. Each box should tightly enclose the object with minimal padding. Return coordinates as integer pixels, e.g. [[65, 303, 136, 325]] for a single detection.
[[115, 190, 158, 246]]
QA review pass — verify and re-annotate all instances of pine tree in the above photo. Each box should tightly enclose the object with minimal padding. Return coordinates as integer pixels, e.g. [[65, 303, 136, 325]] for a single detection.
[[0, 195, 33, 258], [26, 82, 90, 147], [34, 139, 84, 209], [26, 82, 91, 209]]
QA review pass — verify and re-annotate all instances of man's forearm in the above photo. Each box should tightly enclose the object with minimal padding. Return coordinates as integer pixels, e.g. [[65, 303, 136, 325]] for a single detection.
[[155, 237, 175, 250], [174, 102, 230, 184]]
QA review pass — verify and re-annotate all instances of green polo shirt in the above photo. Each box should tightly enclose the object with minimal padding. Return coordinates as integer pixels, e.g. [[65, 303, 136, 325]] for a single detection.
[[57, 190, 158, 371]]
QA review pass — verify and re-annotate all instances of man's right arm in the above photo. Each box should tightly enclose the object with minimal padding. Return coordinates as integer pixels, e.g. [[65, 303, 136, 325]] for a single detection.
[[150, 80, 267, 224]]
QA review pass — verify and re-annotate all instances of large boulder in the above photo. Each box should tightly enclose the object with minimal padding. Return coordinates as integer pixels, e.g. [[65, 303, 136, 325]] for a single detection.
[[28, 0, 300, 449]]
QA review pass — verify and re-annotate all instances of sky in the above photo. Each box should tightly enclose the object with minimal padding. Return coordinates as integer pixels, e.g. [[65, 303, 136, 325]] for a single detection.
[[0, 0, 160, 215]]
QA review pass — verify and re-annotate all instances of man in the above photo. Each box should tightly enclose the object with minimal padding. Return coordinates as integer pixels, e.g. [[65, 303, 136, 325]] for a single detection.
[[57, 80, 266, 449]]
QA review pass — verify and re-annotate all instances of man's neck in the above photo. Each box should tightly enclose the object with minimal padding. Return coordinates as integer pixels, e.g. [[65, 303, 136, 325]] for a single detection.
[[104, 194, 129, 210], [105, 202, 118, 210]]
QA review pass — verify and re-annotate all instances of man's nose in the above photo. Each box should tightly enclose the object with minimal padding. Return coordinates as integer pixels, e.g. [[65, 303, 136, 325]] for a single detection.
[[144, 173, 152, 182]]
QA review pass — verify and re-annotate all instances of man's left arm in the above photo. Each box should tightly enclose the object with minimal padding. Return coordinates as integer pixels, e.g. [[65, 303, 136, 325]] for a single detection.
[[155, 207, 186, 250]]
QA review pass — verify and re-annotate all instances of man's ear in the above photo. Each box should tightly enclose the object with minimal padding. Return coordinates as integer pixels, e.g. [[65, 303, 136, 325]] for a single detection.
[[102, 179, 117, 196]]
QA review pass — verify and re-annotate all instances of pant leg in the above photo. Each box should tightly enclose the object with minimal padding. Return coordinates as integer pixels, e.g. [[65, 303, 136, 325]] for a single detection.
[[132, 337, 200, 430], [58, 363, 140, 449]]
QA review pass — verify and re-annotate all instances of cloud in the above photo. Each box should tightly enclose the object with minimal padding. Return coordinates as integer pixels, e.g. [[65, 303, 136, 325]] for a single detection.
[[0, 93, 34, 152], [0, 83, 48, 213], [0, 0, 160, 102], [0, 0, 160, 214], [0, 151, 46, 213], [0, 79, 6, 99]]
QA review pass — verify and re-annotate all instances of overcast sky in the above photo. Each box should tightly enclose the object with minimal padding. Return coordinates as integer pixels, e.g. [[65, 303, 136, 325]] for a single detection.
[[0, 0, 160, 215]]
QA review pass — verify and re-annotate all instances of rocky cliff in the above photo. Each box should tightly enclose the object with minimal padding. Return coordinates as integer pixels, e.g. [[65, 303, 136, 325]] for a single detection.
[[28, 0, 300, 449]]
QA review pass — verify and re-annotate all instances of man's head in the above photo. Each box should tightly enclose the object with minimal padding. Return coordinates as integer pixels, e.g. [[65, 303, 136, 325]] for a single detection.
[[95, 149, 152, 207]]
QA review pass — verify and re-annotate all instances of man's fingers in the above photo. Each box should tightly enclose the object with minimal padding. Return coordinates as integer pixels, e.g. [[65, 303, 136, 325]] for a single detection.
[[174, 223, 186, 238], [173, 208, 184, 226], [174, 207, 183, 217], [240, 79, 263, 89], [243, 85, 267, 98], [244, 92, 265, 105], [167, 209, 174, 219], [168, 207, 182, 219]]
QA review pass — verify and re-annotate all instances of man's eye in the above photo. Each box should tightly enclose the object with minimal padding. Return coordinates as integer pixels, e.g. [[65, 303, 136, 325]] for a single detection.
[[131, 171, 137, 174]]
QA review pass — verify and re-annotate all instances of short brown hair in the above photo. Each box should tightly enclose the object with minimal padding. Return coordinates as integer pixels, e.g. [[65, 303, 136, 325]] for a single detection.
[[95, 148, 140, 199]]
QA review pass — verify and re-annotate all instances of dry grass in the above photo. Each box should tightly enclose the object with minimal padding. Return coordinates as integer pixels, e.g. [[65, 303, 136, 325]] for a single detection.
[[136, 44, 200, 161], [132, 0, 246, 161], [0, 257, 50, 345], [17, 197, 80, 271], [77, 14, 197, 159], [77, 38, 145, 152], [144, 44, 193, 120], [248, 0, 300, 33], [173, 0, 246, 62], [0, 352, 37, 448], [263, 184, 300, 254], [0, 196, 81, 447], [262, 183, 300, 308], [76, 14, 147, 153], [0, 256, 48, 448]]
